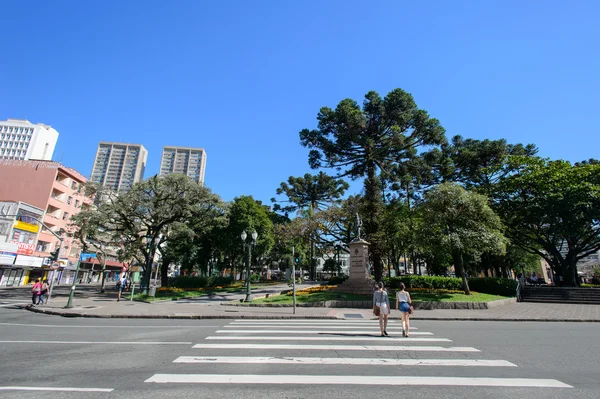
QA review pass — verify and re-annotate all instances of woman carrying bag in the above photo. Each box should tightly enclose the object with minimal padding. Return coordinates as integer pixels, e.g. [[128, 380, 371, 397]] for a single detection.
[[396, 282, 413, 337], [373, 282, 390, 336]]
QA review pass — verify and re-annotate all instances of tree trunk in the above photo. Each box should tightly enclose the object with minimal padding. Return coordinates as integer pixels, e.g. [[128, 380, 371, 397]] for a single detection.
[[364, 165, 384, 281], [453, 249, 471, 295], [161, 257, 171, 287], [100, 261, 107, 293]]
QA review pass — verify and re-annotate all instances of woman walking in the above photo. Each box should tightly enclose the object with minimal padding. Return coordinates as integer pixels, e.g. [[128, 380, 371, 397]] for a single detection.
[[373, 282, 390, 336], [37, 279, 49, 305], [396, 282, 413, 337], [31, 278, 42, 306]]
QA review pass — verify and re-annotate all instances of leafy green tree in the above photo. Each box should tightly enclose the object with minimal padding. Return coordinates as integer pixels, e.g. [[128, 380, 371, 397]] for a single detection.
[[222, 196, 274, 280], [300, 88, 446, 281], [443, 135, 538, 197], [495, 157, 600, 286], [323, 257, 342, 276], [419, 183, 507, 294], [76, 175, 225, 293], [273, 172, 349, 279]]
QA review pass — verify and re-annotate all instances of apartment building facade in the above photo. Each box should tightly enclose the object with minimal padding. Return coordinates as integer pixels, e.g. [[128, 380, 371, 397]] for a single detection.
[[90, 142, 147, 192], [0, 160, 92, 285], [159, 146, 206, 185], [0, 119, 59, 161]]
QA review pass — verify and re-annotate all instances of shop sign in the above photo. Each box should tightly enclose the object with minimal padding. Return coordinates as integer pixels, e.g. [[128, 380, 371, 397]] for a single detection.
[[0, 243, 18, 265], [13, 220, 39, 233], [10, 242, 35, 255], [14, 255, 44, 267]]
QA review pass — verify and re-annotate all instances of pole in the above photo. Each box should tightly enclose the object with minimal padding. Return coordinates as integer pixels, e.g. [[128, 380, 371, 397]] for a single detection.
[[245, 242, 252, 302], [64, 254, 81, 309], [292, 246, 296, 314], [143, 240, 153, 295], [46, 238, 63, 304]]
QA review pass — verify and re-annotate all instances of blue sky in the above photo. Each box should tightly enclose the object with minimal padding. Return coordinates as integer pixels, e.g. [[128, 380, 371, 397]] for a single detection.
[[2, 1, 599, 205]]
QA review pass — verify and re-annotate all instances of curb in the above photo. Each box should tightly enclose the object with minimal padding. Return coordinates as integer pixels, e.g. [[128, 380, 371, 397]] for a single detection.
[[19, 305, 600, 322]]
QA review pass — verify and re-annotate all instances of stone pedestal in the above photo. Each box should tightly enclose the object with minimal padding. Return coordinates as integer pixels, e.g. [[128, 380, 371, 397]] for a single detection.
[[333, 238, 375, 295]]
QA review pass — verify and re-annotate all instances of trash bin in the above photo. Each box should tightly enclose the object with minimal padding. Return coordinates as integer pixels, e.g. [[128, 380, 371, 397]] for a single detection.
[[149, 286, 157, 297]]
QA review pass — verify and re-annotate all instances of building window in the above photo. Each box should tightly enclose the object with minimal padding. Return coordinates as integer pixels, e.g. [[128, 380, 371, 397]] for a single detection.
[[67, 196, 72, 205], [62, 212, 69, 220], [75, 199, 80, 208], [71, 181, 77, 190]]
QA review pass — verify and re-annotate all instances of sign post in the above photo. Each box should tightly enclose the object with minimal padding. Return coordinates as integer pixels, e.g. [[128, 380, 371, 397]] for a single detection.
[[46, 239, 63, 304]]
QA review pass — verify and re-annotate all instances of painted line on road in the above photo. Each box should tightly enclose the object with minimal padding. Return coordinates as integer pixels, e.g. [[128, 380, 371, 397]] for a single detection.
[[0, 323, 219, 329], [0, 303, 28, 308], [225, 325, 414, 330], [216, 329, 425, 335], [205, 336, 448, 342], [174, 356, 514, 367], [0, 340, 192, 345], [0, 386, 114, 392], [146, 374, 571, 388], [192, 343, 479, 352]]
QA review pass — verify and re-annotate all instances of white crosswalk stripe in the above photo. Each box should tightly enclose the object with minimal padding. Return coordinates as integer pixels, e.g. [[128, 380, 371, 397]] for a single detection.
[[145, 318, 573, 389]]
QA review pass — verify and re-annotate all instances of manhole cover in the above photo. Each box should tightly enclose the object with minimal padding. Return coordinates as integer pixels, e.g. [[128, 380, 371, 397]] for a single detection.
[[344, 313, 363, 319]]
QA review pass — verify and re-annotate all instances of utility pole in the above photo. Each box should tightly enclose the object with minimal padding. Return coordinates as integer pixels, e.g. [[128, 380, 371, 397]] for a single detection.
[[292, 246, 296, 314], [64, 253, 82, 309]]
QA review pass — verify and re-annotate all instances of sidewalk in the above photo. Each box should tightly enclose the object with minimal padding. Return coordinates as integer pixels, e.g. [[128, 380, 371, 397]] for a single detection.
[[18, 293, 600, 322]]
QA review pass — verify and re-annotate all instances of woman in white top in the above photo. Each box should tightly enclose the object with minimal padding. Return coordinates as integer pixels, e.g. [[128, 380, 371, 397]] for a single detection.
[[395, 282, 412, 337], [373, 282, 390, 336]]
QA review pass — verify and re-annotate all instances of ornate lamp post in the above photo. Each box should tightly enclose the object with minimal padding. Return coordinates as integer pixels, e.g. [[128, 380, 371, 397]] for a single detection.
[[241, 230, 258, 302]]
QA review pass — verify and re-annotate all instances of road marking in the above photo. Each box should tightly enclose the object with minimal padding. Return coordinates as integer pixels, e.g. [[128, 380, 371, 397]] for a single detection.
[[0, 323, 218, 328], [216, 329, 425, 334], [206, 336, 448, 342], [0, 341, 192, 345], [145, 374, 572, 388], [0, 386, 114, 392], [225, 325, 414, 330], [174, 356, 515, 367], [192, 343, 479, 352]]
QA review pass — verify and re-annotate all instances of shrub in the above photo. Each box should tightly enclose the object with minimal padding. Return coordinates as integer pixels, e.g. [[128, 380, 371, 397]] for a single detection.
[[384, 276, 463, 290], [468, 277, 517, 297], [384, 275, 517, 297], [327, 275, 348, 285], [168, 275, 208, 289], [207, 275, 233, 287]]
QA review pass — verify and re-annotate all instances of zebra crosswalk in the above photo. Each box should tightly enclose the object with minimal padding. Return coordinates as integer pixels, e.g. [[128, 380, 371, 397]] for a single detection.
[[145, 318, 573, 390]]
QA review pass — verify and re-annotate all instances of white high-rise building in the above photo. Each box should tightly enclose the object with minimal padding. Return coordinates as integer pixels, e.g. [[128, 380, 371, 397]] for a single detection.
[[0, 119, 59, 161], [159, 146, 207, 185], [90, 142, 147, 192]]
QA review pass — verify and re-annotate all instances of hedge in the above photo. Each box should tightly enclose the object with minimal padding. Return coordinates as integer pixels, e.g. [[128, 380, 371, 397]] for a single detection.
[[383, 276, 517, 297], [168, 275, 234, 289]]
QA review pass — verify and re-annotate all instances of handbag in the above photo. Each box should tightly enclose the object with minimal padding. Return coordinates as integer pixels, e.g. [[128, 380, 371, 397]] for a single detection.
[[373, 291, 382, 316], [408, 305, 414, 315]]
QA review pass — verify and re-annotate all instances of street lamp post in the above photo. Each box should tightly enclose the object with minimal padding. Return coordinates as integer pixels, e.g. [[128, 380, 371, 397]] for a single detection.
[[64, 252, 82, 309], [335, 242, 342, 276], [241, 230, 258, 302]]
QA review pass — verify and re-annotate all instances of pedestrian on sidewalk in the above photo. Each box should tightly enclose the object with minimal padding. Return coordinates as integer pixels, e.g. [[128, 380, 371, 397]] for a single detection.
[[31, 278, 42, 306], [117, 274, 127, 302], [373, 282, 390, 337], [396, 282, 413, 337], [37, 279, 49, 305]]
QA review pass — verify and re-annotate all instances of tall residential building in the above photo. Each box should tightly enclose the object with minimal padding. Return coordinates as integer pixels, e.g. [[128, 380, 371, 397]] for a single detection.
[[90, 142, 147, 192], [0, 119, 59, 161], [159, 146, 207, 185]]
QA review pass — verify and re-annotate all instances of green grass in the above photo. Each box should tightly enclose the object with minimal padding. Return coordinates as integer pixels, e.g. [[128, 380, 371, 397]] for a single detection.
[[133, 285, 257, 302], [250, 289, 508, 305]]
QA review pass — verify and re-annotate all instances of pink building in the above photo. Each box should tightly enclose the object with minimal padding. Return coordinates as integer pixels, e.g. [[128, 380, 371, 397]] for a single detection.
[[0, 160, 92, 283]]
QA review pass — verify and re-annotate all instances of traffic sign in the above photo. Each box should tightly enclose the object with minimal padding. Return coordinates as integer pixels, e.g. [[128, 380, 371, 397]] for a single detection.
[[50, 262, 60, 270]]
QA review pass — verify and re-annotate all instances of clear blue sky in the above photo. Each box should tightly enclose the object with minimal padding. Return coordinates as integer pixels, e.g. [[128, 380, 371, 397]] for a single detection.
[[2, 1, 599, 204]]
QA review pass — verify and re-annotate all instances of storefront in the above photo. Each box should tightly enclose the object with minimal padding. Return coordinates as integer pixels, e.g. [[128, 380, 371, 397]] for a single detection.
[[0, 243, 21, 286]]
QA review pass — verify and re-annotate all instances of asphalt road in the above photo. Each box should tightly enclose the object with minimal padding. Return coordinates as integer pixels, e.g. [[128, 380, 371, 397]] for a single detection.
[[0, 306, 598, 399]]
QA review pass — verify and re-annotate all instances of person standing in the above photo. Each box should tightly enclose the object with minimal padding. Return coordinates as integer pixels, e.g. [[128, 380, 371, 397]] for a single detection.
[[396, 282, 413, 337], [37, 279, 49, 305], [373, 282, 390, 337], [117, 274, 127, 302], [31, 278, 42, 306]]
